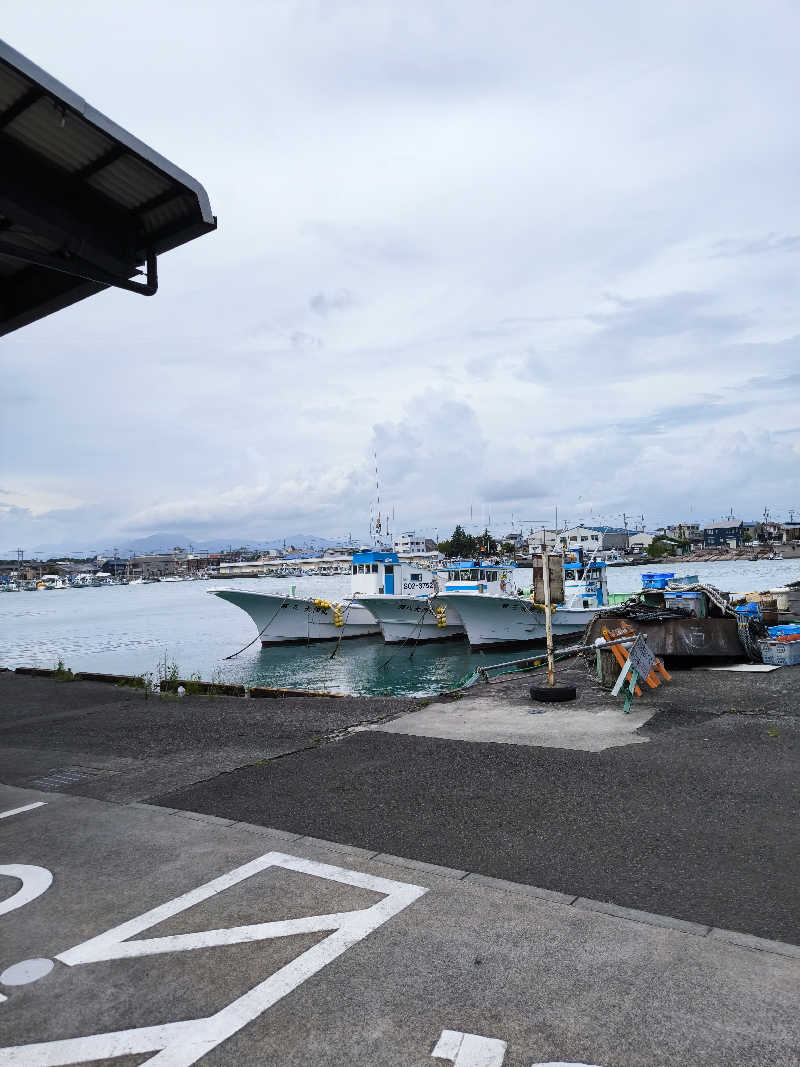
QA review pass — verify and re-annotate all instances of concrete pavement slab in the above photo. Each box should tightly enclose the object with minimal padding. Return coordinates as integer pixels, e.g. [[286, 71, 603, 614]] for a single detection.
[[372, 693, 656, 751], [0, 784, 798, 1066]]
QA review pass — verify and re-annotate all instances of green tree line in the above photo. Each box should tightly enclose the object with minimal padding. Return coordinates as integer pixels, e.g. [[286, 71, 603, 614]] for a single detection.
[[437, 525, 502, 558]]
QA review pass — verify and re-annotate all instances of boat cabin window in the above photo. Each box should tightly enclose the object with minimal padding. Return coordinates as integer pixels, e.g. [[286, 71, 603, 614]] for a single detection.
[[411, 573, 421, 581], [351, 565, 357, 574], [385, 565, 394, 574], [372, 564, 379, 573]]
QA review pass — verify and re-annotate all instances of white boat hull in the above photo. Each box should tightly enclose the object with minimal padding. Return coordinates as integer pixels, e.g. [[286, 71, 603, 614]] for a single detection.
[[211, 591, 379, 644], [438, 594, 594, 648], [353, 595, 465, 643]]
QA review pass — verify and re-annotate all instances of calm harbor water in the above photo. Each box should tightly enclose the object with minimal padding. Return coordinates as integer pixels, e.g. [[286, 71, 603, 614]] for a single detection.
[[2, 559, 798, 696]]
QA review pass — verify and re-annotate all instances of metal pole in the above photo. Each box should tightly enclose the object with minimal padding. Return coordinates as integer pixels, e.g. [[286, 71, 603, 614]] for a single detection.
[[542, 549, 555, 686]]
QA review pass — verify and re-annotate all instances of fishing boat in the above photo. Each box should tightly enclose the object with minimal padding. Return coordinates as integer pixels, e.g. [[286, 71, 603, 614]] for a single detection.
[[354, 561, 516, 643], [437, 560, 610, 649], [211, 551, 439, 645]]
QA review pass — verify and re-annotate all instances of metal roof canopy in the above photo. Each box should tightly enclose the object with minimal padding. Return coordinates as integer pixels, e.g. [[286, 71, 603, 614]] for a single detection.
[[0, 40, 216, 337]]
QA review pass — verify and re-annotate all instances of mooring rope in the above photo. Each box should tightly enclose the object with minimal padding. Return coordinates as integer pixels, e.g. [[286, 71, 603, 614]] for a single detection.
[[329, 599, 356, 660], [224, 598, 289, 660], [379, 600, 435, 670]]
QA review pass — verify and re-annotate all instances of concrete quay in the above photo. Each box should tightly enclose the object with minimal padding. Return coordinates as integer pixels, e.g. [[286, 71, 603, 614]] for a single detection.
[[0, 665, 798, 1065]]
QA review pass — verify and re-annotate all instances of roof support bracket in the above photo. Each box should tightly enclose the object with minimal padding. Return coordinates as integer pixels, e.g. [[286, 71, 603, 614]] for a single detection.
[[0, 241, 158, 296]]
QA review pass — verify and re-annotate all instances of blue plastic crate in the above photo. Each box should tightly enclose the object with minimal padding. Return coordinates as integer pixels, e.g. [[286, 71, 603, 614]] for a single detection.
[[767, 623, 800, 637], [641, 572, 675, 590]]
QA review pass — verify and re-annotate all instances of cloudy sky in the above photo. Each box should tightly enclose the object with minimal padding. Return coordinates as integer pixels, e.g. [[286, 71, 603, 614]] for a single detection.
[[3, 1, 800, 555]]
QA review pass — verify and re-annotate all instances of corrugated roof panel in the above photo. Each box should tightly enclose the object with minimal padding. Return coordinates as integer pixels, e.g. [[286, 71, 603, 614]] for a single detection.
[[137, 192, 196, 236], [87, 154, 172, 209], [0, 62, 29, 110], [6, 96, 113, 171], [1, 39, 216, 336]]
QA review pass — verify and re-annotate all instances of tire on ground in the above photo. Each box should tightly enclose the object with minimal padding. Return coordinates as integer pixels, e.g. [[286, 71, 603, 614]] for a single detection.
[[529, 684, 577, 703]]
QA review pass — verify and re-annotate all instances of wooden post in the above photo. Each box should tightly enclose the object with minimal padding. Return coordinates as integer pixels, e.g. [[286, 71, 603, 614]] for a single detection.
[[542, 549, 555, 686]]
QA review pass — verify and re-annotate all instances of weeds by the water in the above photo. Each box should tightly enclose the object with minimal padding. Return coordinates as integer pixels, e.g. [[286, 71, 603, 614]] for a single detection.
[[154, 653, 233, 699], [54, 659, 74, 682], [158, 652, 181, 688], [140, 671, 155, 700]]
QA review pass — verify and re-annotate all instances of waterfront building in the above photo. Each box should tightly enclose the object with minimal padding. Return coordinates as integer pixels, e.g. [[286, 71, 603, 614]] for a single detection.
[[702, 521, 744, 548], [557, 525, 630, 552], [663, 523, 701, 541], [628, 532, 655, 552], [392, 532, 436, 555]]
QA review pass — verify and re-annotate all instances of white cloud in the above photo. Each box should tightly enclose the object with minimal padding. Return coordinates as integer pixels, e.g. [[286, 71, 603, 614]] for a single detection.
[[2, 0, 800, 554]]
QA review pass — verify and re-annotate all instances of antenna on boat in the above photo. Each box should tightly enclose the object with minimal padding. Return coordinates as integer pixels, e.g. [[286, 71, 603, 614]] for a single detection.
[[372, 450, 387, 548]]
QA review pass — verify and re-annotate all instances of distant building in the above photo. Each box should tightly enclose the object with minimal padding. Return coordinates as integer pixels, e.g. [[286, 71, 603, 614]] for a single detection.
[[664, 523, 700, 541], [782, 524, 800, 544], [393, 532, 436, 554], [628, 532, 655, 552], [127, 551, 188, 577], [557, 525, 629, 551], [526, 529, 561, 553], [502, 531, 525, 548], [702, 521, 744, 548], [95, 557, 130, 578]]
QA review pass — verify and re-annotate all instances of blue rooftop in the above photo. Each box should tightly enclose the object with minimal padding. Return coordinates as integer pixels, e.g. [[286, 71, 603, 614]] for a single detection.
[[352, 551, 398, 564]]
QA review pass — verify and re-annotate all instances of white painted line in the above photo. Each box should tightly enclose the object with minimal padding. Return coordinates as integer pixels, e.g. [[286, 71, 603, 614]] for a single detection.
[[431, 1032, 601, 1067], [62, 910, 387, 962], [0, 865, 53, 917], [0, 851, 427, 1065], [57, 850, 423, 967], [433, 1030, 464, 1059], [432, 1029, 507, 1066], [0, 958, 54, 986], [0, 802, 46, 820]]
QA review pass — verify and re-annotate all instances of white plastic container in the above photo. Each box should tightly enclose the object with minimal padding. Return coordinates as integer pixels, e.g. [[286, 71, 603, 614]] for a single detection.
[[759, 639, 800, 666]]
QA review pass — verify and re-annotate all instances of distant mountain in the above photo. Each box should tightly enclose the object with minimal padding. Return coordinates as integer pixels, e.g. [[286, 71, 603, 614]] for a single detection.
[[117, 533, 345, 555], [17, 532, 346, 561]]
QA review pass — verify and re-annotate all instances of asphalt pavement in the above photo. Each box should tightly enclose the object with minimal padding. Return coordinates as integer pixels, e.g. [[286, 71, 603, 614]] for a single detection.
[[1, 785, 798, 1067], [1, 666, 799, 1064]]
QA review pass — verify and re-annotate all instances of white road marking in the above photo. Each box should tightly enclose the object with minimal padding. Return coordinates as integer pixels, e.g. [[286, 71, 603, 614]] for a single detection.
[[0, 865, 53, 917], [0, 851, 427, 1065], [0, 802, 46, 820], [431, 1031, 602, 1067], [432, 1029, 507, 1066], [0, 958, 54, 986]]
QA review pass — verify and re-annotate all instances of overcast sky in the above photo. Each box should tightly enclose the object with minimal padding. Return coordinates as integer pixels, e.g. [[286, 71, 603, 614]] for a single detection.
[[2, 1, 800, 554]]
